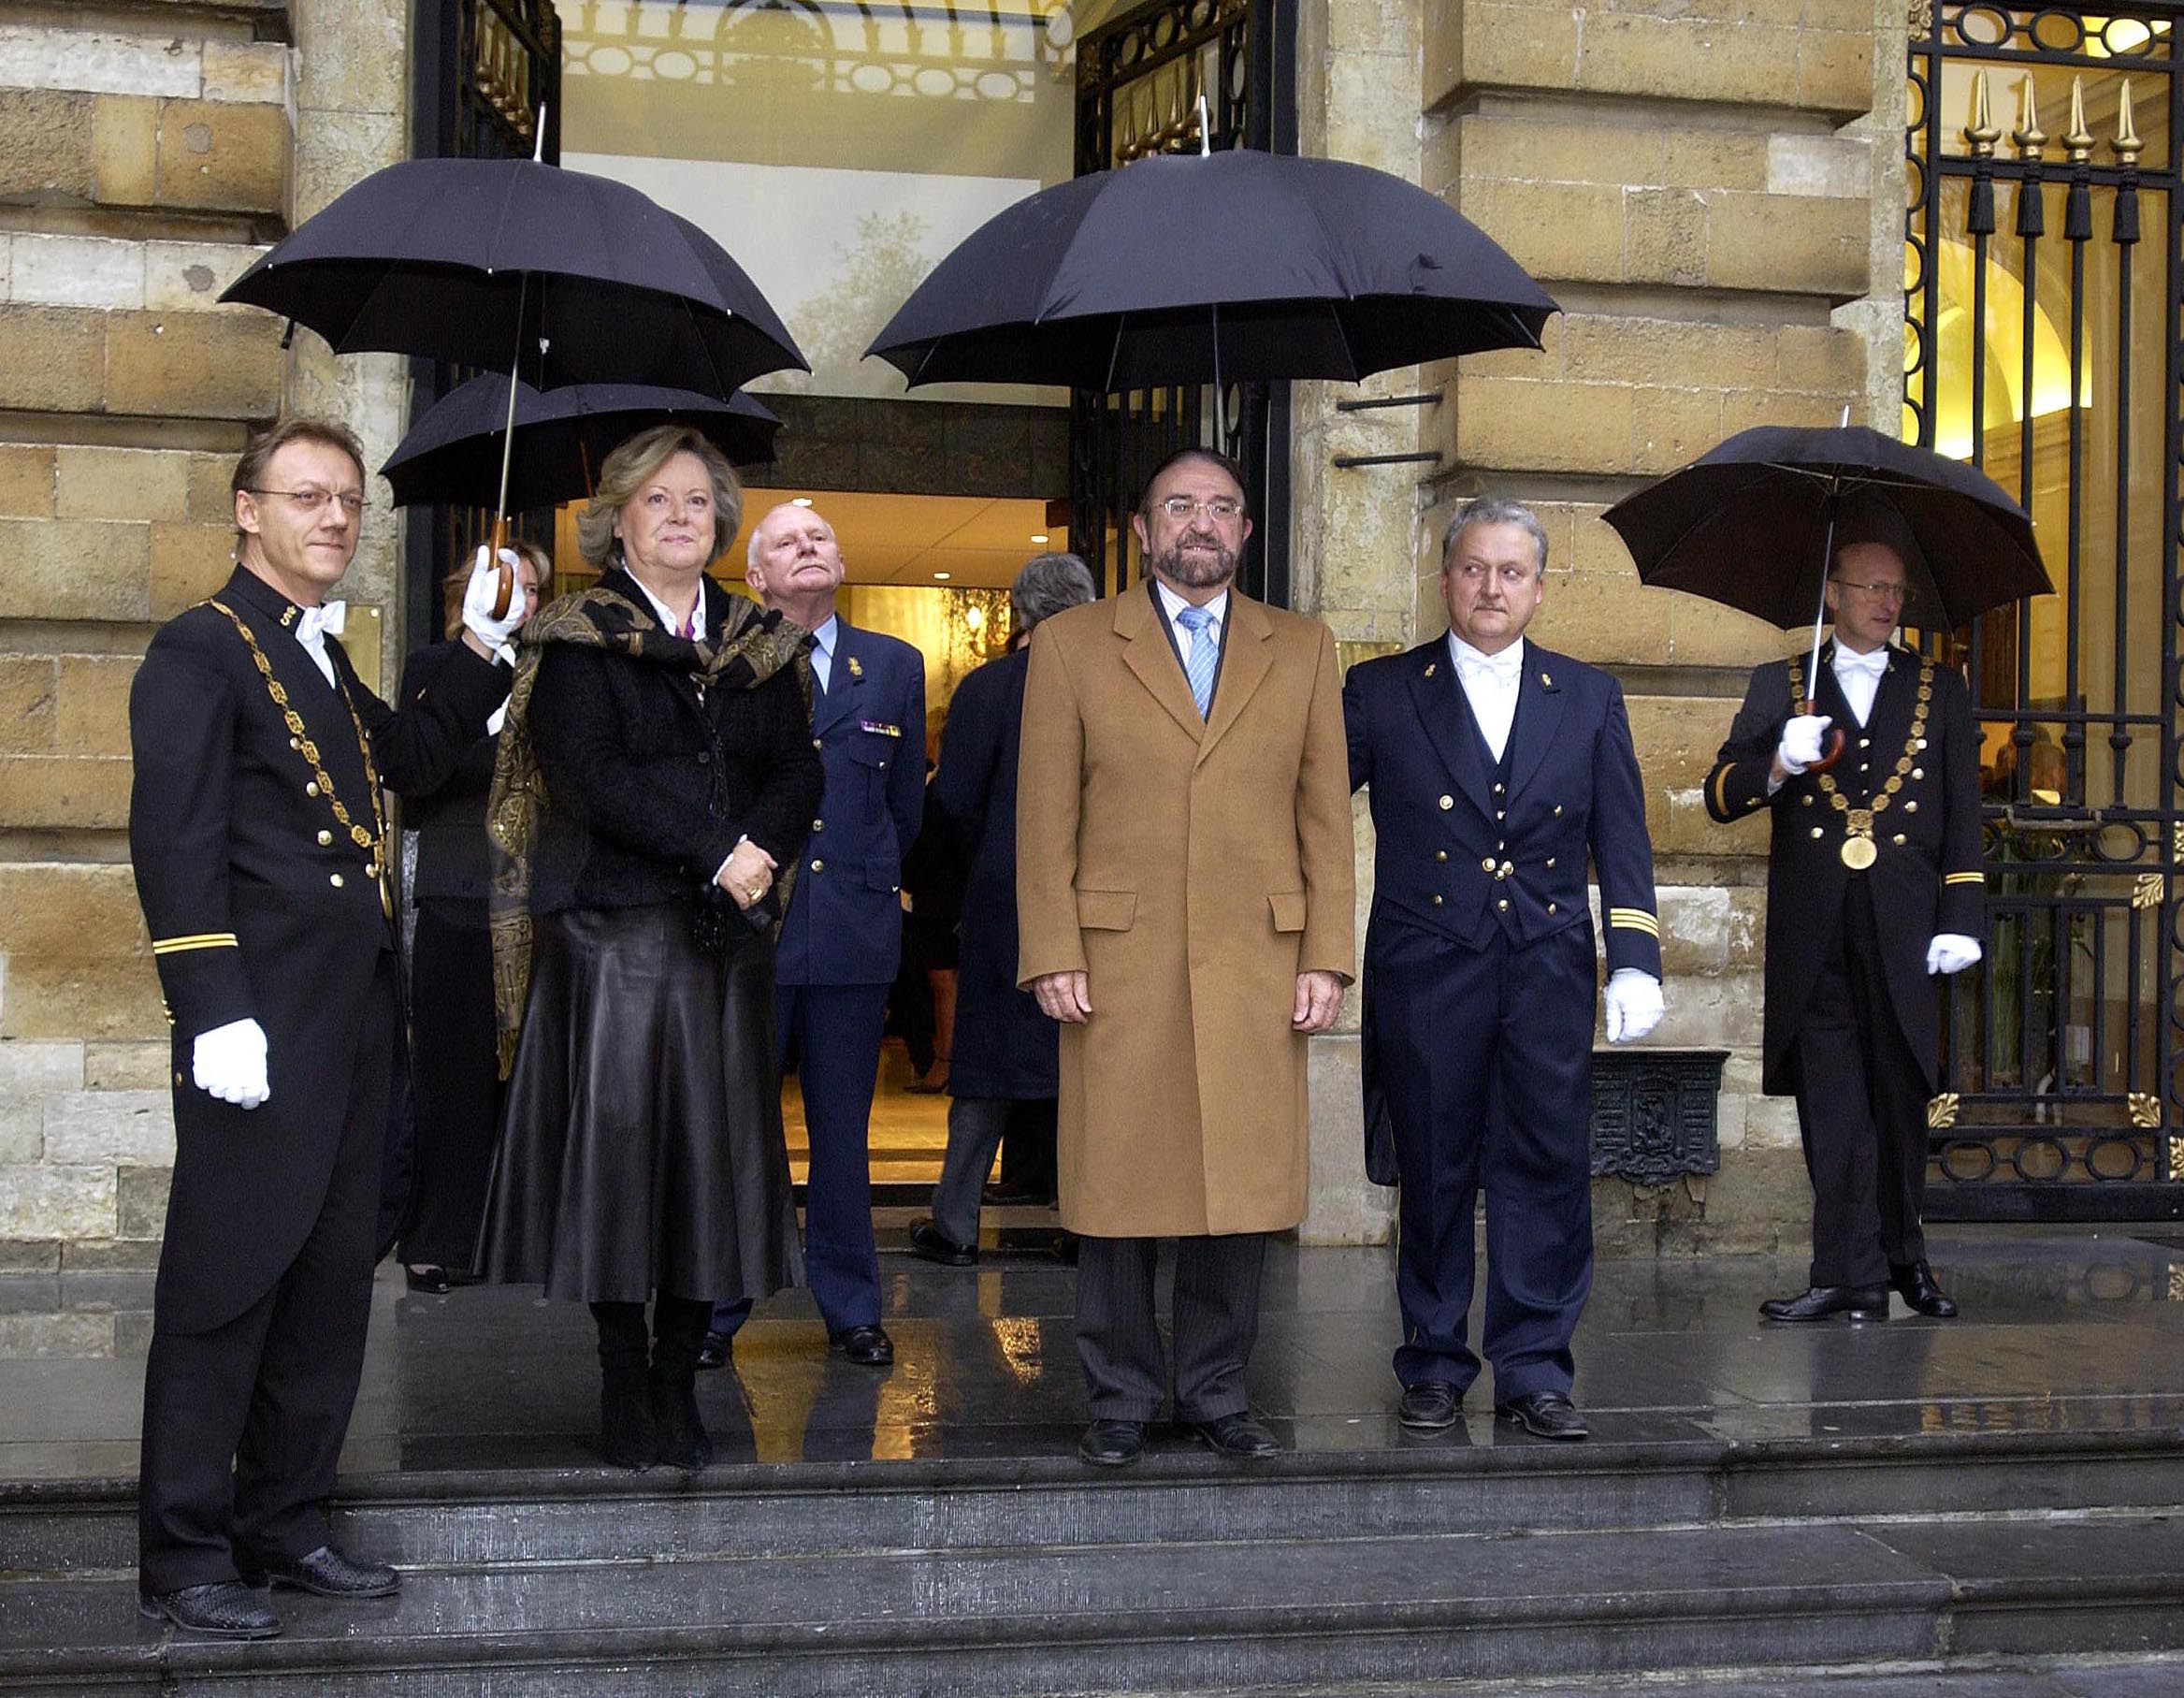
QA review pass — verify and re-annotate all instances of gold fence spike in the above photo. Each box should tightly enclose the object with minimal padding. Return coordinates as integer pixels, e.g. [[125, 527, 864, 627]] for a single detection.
[[2114, 78, 2145, 165], [1964, 69, 2000, 157], [2013, 74, 2047, 158], [2063, 76, 2094, 162]]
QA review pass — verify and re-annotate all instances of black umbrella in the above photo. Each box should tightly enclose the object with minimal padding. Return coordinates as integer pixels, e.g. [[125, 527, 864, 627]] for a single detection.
[[865, 145, 1556, 392], [1603, 424, 2051, 710], [383, 379, 781, 513], [223, 156, 804, 398]]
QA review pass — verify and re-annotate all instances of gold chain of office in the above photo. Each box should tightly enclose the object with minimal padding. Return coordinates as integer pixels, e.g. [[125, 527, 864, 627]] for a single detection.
[[1795, 660, 1933, 870], [207, 600, 390, 882]]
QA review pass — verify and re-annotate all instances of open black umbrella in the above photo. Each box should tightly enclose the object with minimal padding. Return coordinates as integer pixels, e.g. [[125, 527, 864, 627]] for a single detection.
[[865, 145, 1556, 392], [1603, 424, 2051, 715], [383, 379, 781, 513]]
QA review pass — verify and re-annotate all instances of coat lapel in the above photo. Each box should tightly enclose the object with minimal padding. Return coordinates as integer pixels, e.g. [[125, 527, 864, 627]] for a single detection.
[[1116, 585, 1206, 743], [1405, 640, 1495, 822], [1504, 646, 1568, 805], [1197, 592, 1273, 763], [812, 616, 863, 736]]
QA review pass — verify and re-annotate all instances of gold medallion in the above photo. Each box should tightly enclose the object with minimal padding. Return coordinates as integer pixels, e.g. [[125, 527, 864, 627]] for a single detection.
[[1840, 835, 1878, 871]]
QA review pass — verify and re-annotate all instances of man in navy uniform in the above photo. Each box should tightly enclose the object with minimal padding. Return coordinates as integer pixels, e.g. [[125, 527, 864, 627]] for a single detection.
[[1344, 496, 1664, 1441], [705, 501, 925, 1367], [1704, 537, 1982, 1324], [129, 418, 525, 1637]]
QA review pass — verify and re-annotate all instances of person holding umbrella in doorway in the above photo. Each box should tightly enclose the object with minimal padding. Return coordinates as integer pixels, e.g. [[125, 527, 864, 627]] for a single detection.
[[1703, 528, 1984, 1323]]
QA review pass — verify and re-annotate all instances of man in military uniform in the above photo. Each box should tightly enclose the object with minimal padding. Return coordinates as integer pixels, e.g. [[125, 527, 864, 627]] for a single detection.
[[1704, 539, 1983, 1323], [130, 418, 525, 1637], [1344, 497, 1664, 1442], [704, 501, 925, 1369]]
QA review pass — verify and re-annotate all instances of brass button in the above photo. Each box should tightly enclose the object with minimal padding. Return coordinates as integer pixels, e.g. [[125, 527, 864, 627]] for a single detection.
[[1893, 834, 1907, 845], [316, 830, 332, 847], [1547, 902, 1557, 914], [174, 1070, 184, 1086], [1912, 767, 1924, 780], [1434, 850, 1448, 863], [1438, 794, 1454, 811], [877, 761, 888, 769], [1811, 827, 1824, 839], [1431, 893, 1443, 907], [1905, 800, 1918, 813], [1496, 840, 1505, 851], [1493, 782, 1505, 794], [1552, 804, 1562, 816], [1802, 794, 1814, 806], [1916, 737, 1928, 750], [813, 819, 824, 832], [813, 737, 823, 748], [330, 872, 345, 888], [1481, 856, 1497, 871], [288, 736, 300, 750], [1496, 898, 1509, 911], [1859, 737, 1871, 748], [1496, 809, 1505, 821], [306, 781, 320, 797], [1545, 856, 1556, 868], [811, 858, 825, 872]]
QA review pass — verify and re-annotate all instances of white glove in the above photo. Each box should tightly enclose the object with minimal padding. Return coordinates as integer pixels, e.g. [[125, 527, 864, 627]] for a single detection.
[[1603, 968, 1665, 1044], [1776, 713, 1833, 776], [1926, 934, 1982, 976], [460, 545, 528, 648], [192, 1017, 269, 1110]]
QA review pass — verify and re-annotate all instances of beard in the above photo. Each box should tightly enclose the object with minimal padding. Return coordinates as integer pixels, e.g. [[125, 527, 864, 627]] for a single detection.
[[1150, 535, 1240, 589]]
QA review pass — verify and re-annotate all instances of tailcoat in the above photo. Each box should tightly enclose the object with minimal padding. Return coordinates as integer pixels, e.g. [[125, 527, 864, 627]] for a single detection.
[[1014, 585, 1355, 1240], [131, 566, 509, 1335], [1703, 643, 1985, 1096]]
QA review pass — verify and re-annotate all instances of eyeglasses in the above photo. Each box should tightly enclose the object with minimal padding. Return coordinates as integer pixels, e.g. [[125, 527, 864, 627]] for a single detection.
[[1155, 495, 1245, 523], [1831, 577, 1907, 603], [250, 487, 366, 516]]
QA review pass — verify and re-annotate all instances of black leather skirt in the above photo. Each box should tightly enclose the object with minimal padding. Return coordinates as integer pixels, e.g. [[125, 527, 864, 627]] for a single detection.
[[479, 904, 803, 1305]]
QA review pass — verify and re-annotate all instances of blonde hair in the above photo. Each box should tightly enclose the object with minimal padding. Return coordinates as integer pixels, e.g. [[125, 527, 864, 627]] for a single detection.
[[443, 536, 551, 639], [574, 425, 742, 570]]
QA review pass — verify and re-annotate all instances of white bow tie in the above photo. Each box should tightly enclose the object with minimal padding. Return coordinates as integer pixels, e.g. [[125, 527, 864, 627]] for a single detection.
[[1833, 646, 1887, 682], [1458, 650, 1522, 685], [297, 602, 346, 646]]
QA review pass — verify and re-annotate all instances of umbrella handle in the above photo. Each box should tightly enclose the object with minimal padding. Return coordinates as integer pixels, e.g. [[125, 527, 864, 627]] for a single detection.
[[488, 513, 513, 619], [1806, 726, 1847, 775]]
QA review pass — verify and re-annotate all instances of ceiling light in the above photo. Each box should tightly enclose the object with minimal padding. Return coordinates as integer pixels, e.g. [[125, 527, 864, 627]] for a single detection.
[[1030, 532, 1049, 544], [933, 571, 951, 581], [790, 497, 814, 508]]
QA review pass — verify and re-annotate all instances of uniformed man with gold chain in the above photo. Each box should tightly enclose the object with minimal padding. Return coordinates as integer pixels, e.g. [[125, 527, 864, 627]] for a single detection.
[[1705, 539, 1983, 1325], [129, 418, 527, 1638]]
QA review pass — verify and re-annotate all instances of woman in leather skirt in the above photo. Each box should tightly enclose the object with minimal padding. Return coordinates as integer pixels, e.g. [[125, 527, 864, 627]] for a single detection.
[[479, 426, 819, 1470]]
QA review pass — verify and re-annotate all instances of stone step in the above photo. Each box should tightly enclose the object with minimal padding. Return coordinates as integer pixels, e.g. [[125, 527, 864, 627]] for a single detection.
[[5, 1509, 2181, 1696], [7, 1427, 2182, 1576]]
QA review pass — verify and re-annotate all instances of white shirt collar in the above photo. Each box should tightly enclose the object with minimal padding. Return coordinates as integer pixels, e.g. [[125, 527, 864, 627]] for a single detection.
[[810, 614, 839, 658], [1447, 631, 1525, 679], [628, 573, 705, 642], [1155, 580, 1226, 629]]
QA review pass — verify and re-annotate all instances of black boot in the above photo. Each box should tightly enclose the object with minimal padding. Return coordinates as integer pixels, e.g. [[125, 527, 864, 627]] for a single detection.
[[590, 1301, 657, 1470], [649, 1296, 714, 1471]]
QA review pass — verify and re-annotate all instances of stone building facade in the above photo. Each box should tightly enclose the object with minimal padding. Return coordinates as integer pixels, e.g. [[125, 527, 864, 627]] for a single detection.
[[0, 0, 1904, 1273]]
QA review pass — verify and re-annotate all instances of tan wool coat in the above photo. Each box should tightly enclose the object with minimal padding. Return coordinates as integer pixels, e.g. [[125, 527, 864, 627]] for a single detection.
[[1015, 584, 1356, 1238]]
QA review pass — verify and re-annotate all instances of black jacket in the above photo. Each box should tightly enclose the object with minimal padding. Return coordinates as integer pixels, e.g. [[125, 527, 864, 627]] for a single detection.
[[526, 568, 822, 915], [398, 640, 507, 902]]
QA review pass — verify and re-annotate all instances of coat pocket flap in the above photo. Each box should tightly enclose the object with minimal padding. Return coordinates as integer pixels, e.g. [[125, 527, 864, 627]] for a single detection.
[[1268, 890, 1308, 933], [1077, 889, 1136, 931]]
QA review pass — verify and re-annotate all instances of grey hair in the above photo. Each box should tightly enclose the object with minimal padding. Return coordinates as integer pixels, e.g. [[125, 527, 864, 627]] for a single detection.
[[1440, 496, 1549, 576], [1010, 552, 1096, 631], [574, 425, 741, 569]]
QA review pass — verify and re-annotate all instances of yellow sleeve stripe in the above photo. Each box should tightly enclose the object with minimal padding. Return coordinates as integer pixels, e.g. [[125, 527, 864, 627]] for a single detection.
[[1710, 765, 1732, 819], [1943, 872, 1985, 887], [152, 933, 239, 955], [1607, 908, 1661, 936]]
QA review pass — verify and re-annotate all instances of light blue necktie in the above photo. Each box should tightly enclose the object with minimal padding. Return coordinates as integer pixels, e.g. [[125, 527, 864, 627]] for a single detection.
[[1176, 605, 1217, 718]]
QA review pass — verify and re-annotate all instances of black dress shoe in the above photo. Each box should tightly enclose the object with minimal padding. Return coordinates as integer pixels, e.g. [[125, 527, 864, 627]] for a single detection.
[[250, 1545, 399, 1599], [829, 1324, 894, 1366], [1078, 1418, 1147, 1466], [984, 1179, 1055, 1208], [695, 1329, 732, 1371], [1890, 1260, 1959, 1318], [1495, 1391, 1589, 1441], [138, 1580, 282, 1639], [1759, 1284, 1890, 1323], [1397, 1380, 1464, 1431], [907, 1217, 977, 1267], [404, 1265, 451, 1295], [1189, 1412, 1281, 1458]]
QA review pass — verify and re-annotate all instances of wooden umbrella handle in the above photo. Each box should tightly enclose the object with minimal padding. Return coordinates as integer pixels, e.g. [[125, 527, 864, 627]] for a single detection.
[[1806, 727, 1847, 774], [487, 515, 513, 620]]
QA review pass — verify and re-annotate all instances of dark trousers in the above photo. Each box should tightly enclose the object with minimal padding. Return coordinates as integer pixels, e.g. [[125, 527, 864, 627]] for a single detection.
[[1074, 1232, 1266, 1422], [399, 899, 498, 1270], [714, 980, 890, 1337], [1371, 919, 1597, 1400], [138, 957, 396, 1594], [932, 1096, 1010, 1246], [1792, 878, 1931, 1287]]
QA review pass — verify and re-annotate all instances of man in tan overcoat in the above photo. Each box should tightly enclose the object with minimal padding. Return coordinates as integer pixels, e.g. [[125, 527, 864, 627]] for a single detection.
[[1017, 446, 1355, 1468]]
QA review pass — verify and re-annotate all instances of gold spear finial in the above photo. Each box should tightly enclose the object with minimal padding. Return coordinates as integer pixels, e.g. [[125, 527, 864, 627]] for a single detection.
[[1964, 69, 2001, 157], [2114, 78, 2145, 166], [2013, 74, 2047, 159], [2063, 75, 2094, 162]]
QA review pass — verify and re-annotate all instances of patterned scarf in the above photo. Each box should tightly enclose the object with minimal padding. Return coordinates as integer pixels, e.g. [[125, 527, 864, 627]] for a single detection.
[[486, 579, 810, 1076]]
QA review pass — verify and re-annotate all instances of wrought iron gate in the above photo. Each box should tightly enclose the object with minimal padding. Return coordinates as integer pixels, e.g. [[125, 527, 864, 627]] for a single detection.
[[1906, 2, 2184, 1217], [404, 0, 564, 644], [1069, 0, 1294, 602]]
